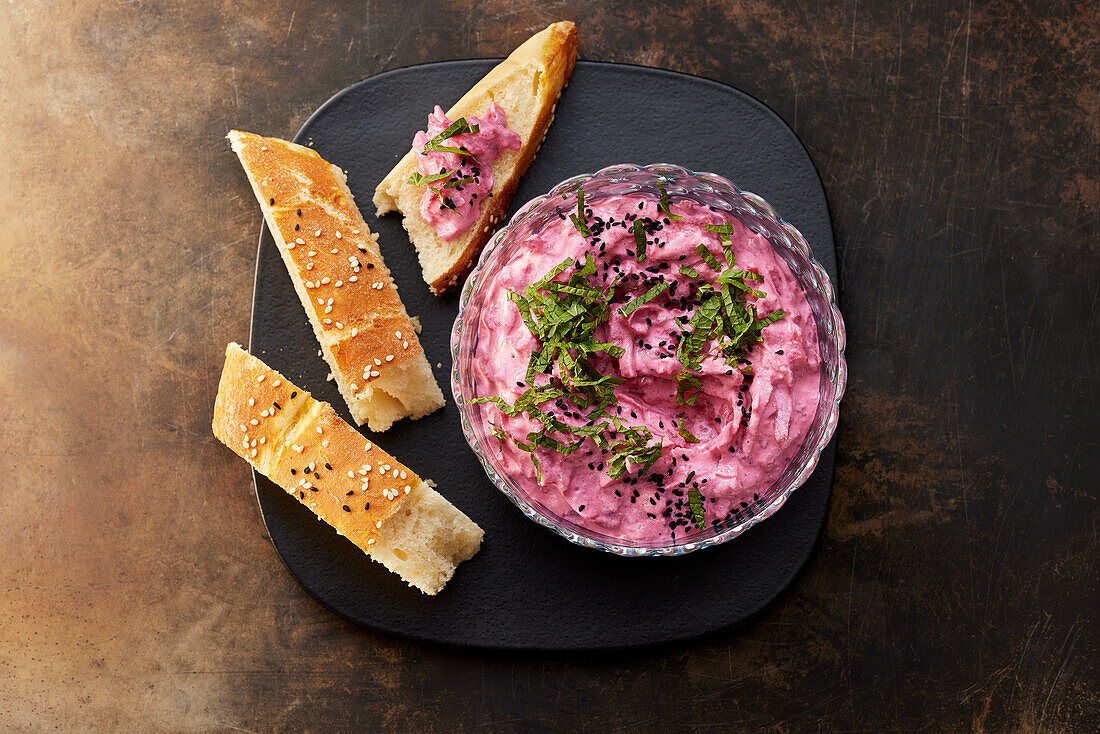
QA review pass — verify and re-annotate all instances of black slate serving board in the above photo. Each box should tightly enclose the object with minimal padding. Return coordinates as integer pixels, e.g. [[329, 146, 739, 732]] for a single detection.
[[249, 60, 839, 650]]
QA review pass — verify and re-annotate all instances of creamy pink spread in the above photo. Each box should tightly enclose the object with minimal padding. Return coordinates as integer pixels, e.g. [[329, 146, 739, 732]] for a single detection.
[[469, 193, 823, 544], [412, 103, 521, 241]]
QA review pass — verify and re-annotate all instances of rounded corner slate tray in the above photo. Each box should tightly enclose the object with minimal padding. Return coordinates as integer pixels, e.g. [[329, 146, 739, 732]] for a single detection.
[[249, 60, 838, 651]]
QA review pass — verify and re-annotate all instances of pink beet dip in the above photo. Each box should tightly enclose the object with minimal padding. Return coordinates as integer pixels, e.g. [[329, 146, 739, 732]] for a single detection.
[[468, 192, 823, 545], [412, 103, 521, 241]]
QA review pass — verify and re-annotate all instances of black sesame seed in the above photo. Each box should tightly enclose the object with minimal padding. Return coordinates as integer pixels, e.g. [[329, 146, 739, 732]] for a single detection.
[[346, 490, 354, 496], [273, 401, 281, 410], [296, 208, 302, 216], [364, 502, 370, 510], [342, 505, 351, 512], [325, 463, 332, 470], [269, 197, 275, 205], [290, 469, 296, 475]]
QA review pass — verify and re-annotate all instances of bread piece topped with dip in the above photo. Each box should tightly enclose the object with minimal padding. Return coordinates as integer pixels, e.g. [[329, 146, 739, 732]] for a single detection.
[[229, 130, 445, 432], [373, 21, 577, 295], [212, 343, 483, 595]]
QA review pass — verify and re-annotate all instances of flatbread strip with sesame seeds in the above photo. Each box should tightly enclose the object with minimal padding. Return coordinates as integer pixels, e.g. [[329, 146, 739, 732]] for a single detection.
[[373, 21, 577, 295], [229, 130, 445, 432], [212, 343, 483, 595]]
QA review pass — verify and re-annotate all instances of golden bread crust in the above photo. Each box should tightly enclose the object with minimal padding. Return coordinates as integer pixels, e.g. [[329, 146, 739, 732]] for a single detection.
[[229, 130, 443, 430], [211, 343, 419, 550], [373, 21, 578, 295]]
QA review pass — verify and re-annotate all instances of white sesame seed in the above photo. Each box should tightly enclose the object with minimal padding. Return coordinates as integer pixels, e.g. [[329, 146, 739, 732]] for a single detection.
[[400, 470, 407, 479], [330, 248, 338, 255], [292, 444, 304, 452], [335, 321, 343, 329], [314, 229, 322, 237], [370, 370, 380, 377], [367, 538, 376, 545], [323, 318, 331, 325], [321, 439, 329, 448], [272, 380, 281, 387], [403, 341, 409, 349], [350, 382, 358, 392], [240, 424, 247, 432], [250, 439, 257, 448], [287, 242, 295, 249], [307, 250, 317, 257], [306, 263, 314, 271], [248, 397, 255, 406], [374, 358, 381, 366], [256, 374, 265, 382], [352, 229, 360, 234], [335, 280, 343, 287], [335, 231, 342, 239], [303, 481, 312, 489], [251, 448, 257, 457], [295, 238, 305, 245], [375, 520, 383, 529], [249, 419, 259, 425], [316, 426, 323, 434], [364, 442, 372, 450], [349, 275, 358, 282], [308, 462, 315, 471], [259, 437, 266, 445], [317, 298, 324, 305], [351, 327, 358, 336], [321, 277, 331, 285], [391, 469, 399, 478], [305, 280, 314, 288], [395, 330, 402, 339], [385, 354, 394, 362], [405, 485, 411, 494], [324, 306, 332, 314], [260, 409, 269, 417]]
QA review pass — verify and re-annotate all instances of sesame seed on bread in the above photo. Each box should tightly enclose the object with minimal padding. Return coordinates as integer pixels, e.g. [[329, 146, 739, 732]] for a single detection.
[[373, 21, 578, 295], [212, 343, 483, 595], [229, 130, 444, 432]]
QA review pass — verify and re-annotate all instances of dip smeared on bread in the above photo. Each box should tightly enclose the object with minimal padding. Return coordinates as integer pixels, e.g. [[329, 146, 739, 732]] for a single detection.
[[374, 21, 578, 295], [410, 105, 521, 241], [467, 191, 822, 544]]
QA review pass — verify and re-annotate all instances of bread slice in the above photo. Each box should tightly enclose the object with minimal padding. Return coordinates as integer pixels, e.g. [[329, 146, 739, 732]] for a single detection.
[[373, 21, 578, 295], [212, 343, 483, 595], [229, 130, 445, 432]]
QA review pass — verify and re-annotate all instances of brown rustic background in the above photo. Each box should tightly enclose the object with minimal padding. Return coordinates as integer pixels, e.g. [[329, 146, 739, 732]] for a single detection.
[[2, 1, 1096, 731]]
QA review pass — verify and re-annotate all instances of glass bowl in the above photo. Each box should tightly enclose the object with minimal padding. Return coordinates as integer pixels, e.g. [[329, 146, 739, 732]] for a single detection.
[[451, 164, 846, 556]]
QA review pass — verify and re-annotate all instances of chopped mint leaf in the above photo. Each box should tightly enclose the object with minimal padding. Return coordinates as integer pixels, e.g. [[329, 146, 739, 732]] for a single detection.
[[657, 183, 683, 221], [569, 189, 591, 237], [618, 281, 670, 318], [407, 170, 453, 186], [696, 244, 722, 272], [421, 117, 480, 157], [688, 487, 706, 529], [633, 220, 647, 262], [678, 424, 700, 443]]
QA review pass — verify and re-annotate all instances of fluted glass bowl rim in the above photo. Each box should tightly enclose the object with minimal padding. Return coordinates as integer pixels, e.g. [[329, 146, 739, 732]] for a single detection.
[[451, 163, 846, 556]]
